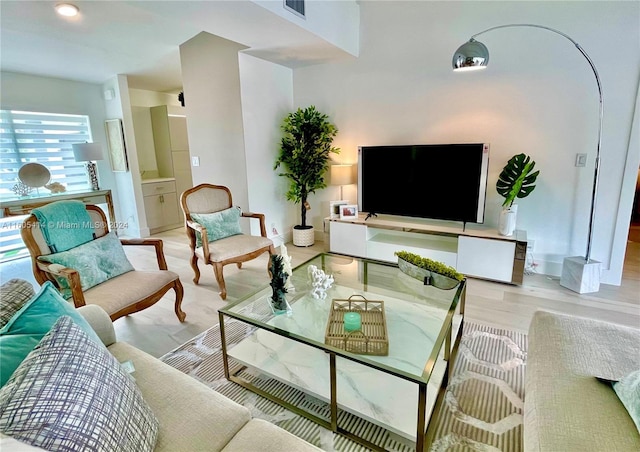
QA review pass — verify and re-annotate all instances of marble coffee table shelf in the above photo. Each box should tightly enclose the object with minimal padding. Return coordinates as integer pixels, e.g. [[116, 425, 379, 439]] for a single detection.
[[219, 253, 466, 451]]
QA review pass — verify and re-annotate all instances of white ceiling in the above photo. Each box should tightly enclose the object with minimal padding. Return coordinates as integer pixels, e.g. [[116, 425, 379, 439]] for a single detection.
[[0, 0, 352, 93]]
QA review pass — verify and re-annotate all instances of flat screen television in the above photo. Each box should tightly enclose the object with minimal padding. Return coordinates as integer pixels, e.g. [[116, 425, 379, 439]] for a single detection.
[[358, 143, 490, 224]]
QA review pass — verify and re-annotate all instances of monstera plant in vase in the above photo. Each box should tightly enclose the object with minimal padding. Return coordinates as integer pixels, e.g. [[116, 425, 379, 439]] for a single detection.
[[496, 153, 540, 236], [274, 106, 339, 246]]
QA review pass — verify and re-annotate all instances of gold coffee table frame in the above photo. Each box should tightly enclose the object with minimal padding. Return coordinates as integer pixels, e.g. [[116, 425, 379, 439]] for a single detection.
[[218, 254, 466, 451]]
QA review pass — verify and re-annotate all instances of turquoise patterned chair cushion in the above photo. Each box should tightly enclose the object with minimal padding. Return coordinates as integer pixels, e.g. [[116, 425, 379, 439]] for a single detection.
[[0, 316, 159, 451], [38, 231, 134, 295], [191, 206, 242, 247]]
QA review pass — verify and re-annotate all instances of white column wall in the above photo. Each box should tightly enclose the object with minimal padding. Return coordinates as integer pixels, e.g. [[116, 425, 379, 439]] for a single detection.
[[292, 1, 640, 285], [238, 53, 295, 246], [179, 32, 250, 216]]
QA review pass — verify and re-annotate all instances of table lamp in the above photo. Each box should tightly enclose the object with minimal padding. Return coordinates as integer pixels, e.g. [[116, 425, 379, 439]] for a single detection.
[[72, 142, 103, 191], [330, 164, 355, 201], [452, 24, 603, 294]]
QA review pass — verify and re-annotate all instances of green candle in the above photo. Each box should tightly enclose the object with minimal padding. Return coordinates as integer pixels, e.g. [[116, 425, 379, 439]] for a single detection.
[[343, 311, 361, 332]]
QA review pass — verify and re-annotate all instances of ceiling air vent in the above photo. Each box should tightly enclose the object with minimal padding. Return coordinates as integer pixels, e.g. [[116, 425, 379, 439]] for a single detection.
[[284, 0, 305, 19]]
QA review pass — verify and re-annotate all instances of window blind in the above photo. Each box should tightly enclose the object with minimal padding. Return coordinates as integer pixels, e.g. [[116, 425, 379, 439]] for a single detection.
[[0, 110, 93, 195]]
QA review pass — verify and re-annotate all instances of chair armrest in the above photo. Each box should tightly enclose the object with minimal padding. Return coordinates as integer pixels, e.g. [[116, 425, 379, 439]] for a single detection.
[[186, 220, 211, 258], [77, 305, 116, 347], [36, 261, 86, 307], [242, 212, 267, 237], [120, 238, 168, 270]]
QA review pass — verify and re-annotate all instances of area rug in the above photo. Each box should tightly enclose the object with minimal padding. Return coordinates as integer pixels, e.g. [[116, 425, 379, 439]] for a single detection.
[[161, 320, 527, 451]]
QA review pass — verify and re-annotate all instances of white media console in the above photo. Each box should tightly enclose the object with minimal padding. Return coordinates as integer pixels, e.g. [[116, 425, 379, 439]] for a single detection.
[[328, 214, 527, 285]]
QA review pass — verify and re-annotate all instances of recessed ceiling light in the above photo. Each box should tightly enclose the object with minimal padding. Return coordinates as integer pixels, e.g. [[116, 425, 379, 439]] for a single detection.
[[55, 3, 79, 17]]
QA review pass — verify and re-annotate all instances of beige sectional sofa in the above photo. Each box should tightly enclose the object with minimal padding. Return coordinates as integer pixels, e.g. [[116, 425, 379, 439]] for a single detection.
[[0, 278, 321, 451], [525, 310, 640, 451]]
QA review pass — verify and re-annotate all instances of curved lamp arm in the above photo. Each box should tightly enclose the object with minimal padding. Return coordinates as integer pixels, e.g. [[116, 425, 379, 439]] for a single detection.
[[455, 24, 603, 262]]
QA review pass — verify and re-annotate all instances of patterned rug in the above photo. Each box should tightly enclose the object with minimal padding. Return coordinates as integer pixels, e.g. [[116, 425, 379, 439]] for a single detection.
[[161, 320, 527, 451]]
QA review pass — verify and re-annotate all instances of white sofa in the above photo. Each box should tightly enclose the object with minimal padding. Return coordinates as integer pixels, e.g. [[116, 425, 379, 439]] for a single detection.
[[80, 304, 322, 451], [0, 276, 321, 452], [525, 310, 640, 451]]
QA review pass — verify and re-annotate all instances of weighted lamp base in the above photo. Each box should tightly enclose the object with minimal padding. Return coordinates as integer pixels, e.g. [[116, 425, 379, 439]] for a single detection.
[[560, 256, 601, 294]]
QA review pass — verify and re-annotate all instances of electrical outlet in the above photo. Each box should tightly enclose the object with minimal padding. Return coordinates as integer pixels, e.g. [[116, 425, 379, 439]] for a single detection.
[[191, 156, 200, 167], [527, 239, 535, 251]]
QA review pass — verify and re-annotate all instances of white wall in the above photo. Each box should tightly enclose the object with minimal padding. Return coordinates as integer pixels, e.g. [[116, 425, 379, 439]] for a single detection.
[[254, 0, 360, 56], [180, 32, 251, 214], [102, 75, 147, 237], [292, 1, 640, 285], [239, 53, 295, 246]]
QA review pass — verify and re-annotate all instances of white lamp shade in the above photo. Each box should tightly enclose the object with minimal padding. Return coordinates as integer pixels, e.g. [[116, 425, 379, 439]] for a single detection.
[[72, 143, 103, 162], [330, 164, 355, 186]]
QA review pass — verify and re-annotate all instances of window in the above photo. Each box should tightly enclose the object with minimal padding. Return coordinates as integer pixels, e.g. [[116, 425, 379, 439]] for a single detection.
[[0, 110, 93, 195], [0, 110, 93, 262]]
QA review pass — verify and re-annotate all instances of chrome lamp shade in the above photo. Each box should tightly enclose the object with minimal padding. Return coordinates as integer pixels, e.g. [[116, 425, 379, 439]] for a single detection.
[[452, 39, 489, 71]]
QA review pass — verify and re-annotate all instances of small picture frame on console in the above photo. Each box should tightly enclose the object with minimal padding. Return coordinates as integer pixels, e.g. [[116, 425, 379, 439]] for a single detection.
[[340, 204, 358, 220], [330, 200, 348, 219]]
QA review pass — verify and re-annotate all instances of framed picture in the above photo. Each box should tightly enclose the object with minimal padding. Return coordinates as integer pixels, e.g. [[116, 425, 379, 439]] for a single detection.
[[330, 200, 348, 219], [339, 204, 358, 220], [105, 119, 129, 172]]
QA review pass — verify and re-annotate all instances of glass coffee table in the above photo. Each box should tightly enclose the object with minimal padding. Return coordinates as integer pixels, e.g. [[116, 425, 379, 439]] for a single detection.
[[218, 253, 465, 451]]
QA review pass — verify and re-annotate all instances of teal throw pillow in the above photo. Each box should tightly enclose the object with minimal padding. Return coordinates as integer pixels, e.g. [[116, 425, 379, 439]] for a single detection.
[[191, 206, 242, 247], [613, 369, 640, 433], [38, 231, 134, 296], [0, 281, 102, 387]]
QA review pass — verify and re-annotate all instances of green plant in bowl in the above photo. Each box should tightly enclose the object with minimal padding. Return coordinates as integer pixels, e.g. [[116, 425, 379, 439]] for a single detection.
[[394, 250, 464, 289]]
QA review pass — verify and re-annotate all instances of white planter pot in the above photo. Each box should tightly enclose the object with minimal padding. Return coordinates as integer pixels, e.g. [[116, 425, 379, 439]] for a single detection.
[[498, 204, 518, 236], [293, 226, 314, 247]]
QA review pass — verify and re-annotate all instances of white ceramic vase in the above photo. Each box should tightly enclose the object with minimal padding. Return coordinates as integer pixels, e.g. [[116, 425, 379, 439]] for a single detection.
[[498, 204, 518, 236]]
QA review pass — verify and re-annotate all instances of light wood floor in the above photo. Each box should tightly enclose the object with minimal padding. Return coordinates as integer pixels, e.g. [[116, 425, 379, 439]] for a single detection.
[[2, 227, 638, 358]]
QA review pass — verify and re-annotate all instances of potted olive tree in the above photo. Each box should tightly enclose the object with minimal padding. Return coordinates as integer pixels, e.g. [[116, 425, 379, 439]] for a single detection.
[[274, 106, 339, 246], [496, 153, 540, 236]]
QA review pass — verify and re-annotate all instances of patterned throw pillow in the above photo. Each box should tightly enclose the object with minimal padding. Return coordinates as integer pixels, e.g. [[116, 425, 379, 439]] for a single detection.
[[38, 231, 134, 295], [0, 316, 159, 452], [0, 279, 35, 329], [191, 206, 243, 247]]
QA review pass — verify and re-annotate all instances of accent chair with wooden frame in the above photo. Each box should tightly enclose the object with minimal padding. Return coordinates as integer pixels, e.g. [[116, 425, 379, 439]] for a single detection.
[[21, 204, 185, 322], [180, 183, 275, 300]]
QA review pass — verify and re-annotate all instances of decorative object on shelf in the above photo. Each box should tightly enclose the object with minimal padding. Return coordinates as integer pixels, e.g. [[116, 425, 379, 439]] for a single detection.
[[11, 181, 33, 197], [18, 163, 51, 188], [452, 24, 603, 293], [274, 105, 340, 247], [324, 295, 388, 356], [44, 182, 66, 194], [178, 91, 185, 107], [343, 311, 361, 332], [72, 142, 104, 190], [496, 153, 539, 237], [279, 244, 295, 292], [339, 204, 358, 220], [395, 250, 464, 290], [330, 164, 355, 201], [269, 254, 291, 316], [105, 119, 129, 172], [307, 264, 334, 299], [329, 200, 348, 219]]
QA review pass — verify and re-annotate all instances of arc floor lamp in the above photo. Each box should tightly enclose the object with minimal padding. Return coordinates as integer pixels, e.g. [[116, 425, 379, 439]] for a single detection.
[[452, 24, 603, 294]]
